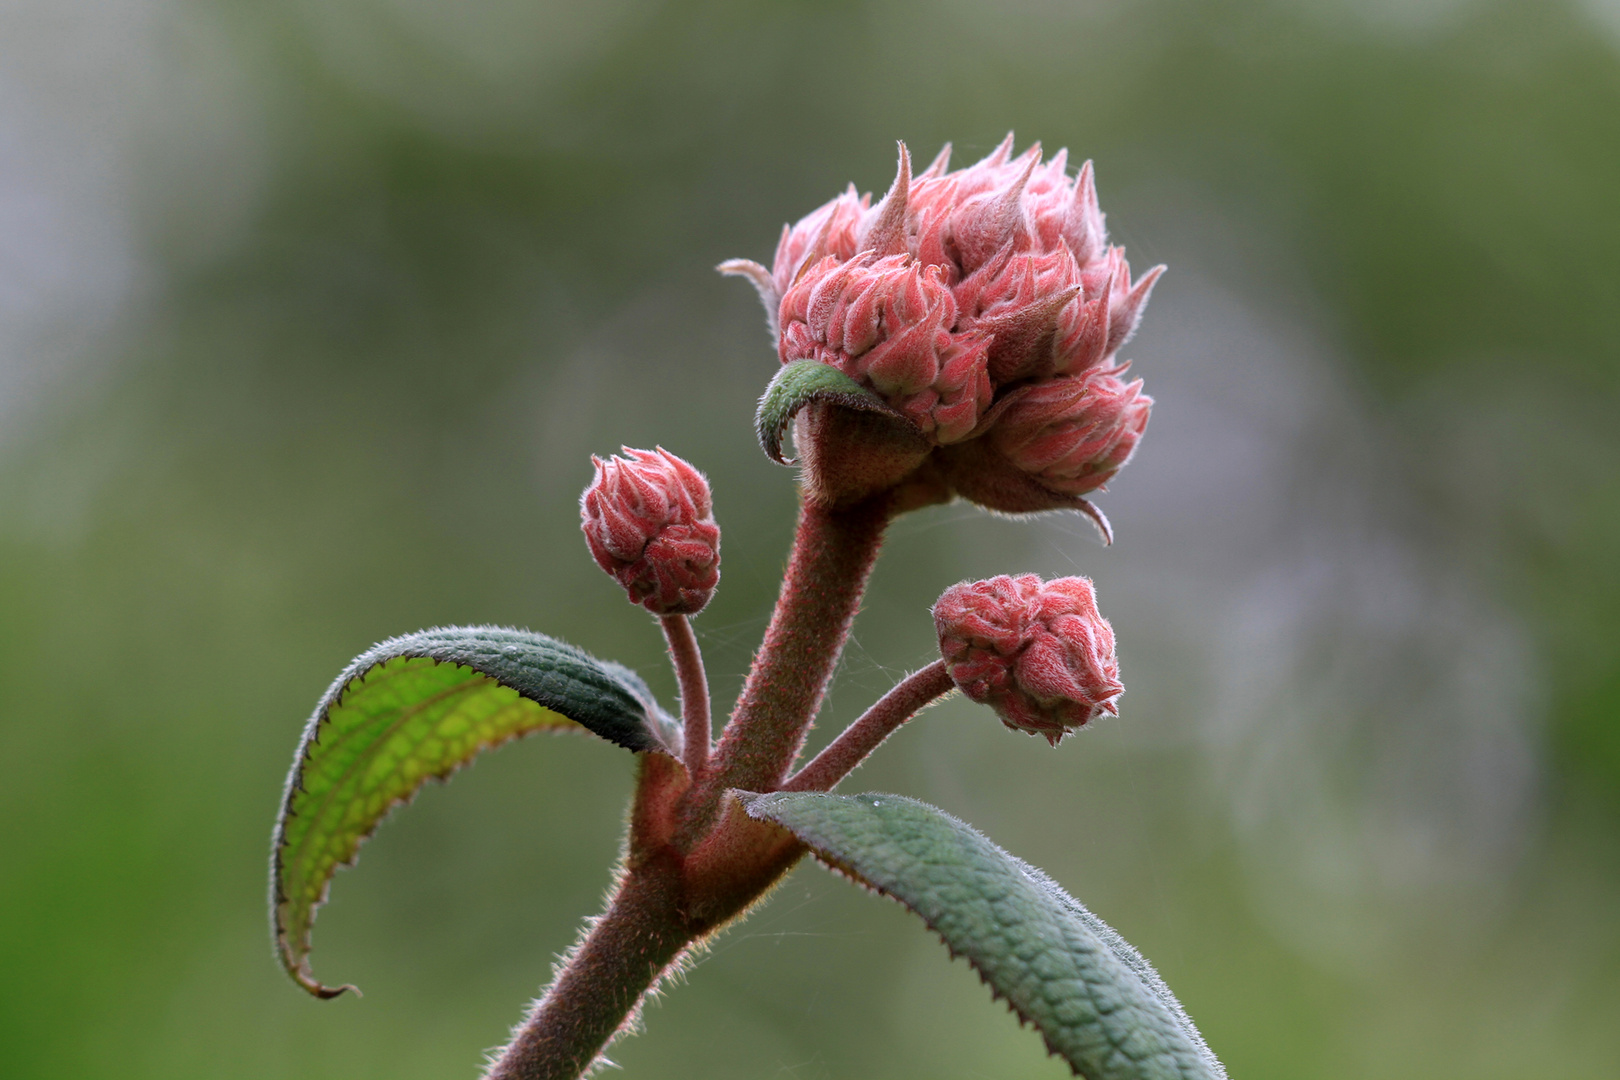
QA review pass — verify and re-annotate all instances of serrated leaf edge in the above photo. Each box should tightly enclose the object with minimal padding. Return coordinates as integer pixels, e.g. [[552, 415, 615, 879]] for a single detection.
[[740, 791, 1225, 1080]]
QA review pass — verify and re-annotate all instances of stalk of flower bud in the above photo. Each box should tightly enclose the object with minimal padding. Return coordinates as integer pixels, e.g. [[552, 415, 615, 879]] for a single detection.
[[580, 446, 721, 775], [580, 447, 720, 616], [933, 574, 1122, 745]]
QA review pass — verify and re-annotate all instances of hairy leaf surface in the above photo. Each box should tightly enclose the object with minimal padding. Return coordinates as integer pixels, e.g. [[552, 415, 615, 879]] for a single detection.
[[272, 626, 678, 998], [754, 358, 915, 464], [743, 791, 1224, 1080]]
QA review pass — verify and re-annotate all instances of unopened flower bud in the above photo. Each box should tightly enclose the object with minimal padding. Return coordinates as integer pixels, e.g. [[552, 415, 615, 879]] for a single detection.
[[723, 135, 1162, 519], [778, 253, 992, 445], [581, 447, 720, 616], [987, 368, 1151, 497], [933, 574, 1122, 745]]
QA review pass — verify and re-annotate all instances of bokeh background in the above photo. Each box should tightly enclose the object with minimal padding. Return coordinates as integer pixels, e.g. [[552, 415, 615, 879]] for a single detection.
[[2, 0, 1618, 1076]]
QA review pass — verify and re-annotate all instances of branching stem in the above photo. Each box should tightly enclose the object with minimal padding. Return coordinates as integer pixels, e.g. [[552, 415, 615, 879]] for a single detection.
[[491, 493, 896, 1080], [784, 661, 954, 792], [660, 614, 710, 777]]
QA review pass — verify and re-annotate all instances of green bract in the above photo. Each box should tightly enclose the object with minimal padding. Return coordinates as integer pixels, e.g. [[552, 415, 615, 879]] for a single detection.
[[754, 358, 912, 465]]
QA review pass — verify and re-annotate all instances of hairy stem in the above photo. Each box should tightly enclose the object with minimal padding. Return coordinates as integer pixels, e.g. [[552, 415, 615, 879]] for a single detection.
[[485, 862, 690, 1080], [491, 495, 892, 1079], [709, 494, 892, 793], [784, 661, 954, 792], [661, 614, 711, 777]]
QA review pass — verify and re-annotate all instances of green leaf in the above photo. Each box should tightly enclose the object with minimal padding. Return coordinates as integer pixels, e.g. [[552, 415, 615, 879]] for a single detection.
[[754, 358, 914, 464], [742, 791, 1224, 1080], [272, 625, 678, 999]]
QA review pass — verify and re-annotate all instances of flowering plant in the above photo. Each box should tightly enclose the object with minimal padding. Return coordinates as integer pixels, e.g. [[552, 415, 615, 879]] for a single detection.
[[269, 137, 1223, 1080]]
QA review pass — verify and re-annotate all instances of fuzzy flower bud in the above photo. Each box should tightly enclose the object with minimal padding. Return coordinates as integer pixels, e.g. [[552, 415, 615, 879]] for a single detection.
[[987, 368, 1151, 497], [778, 254, 991, 444], [933, 574, 1122, 745], [580, 447, 720, 616], [722, 134, 1163, 522]]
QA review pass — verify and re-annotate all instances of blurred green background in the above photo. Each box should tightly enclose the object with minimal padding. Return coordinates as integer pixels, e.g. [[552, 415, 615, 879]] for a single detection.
[[2, 0, 1617, 1076]]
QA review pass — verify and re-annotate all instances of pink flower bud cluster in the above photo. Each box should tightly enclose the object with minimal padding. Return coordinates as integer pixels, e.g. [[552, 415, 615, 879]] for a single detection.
[[933, 574, 1122, 745], [581, 447, 720, 616], [722, 135, 1162, 519]]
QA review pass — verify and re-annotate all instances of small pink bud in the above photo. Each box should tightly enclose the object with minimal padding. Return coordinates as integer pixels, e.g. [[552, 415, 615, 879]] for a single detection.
[[934, 574, 1122, 745], [580, 447, 720, 616], [946, 141, 1041, 274], [987, 368, 1151, 497], [1096, 247, 1164, 357], [778, 253, 991, 444], [768, 185, 867, 298]]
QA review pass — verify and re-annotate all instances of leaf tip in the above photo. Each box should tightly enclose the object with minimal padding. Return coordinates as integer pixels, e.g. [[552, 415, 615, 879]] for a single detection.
[[292, 967, 361, 1000]]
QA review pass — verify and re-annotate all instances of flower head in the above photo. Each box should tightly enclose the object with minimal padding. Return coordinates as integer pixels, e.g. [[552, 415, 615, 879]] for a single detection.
[[722, 135, 1163, 527], [581, 447, 720, 616], [933, 574, 1122, 744]]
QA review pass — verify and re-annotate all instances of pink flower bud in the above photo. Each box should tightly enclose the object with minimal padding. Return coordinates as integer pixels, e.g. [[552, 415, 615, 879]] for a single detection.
[[778, 253, 992, 445], [580, 447, 720, 616], [721, 136, 1163, 517], [934, 574, 1122, 745], [987, 368, 1151, 497], [770, 185, 868, 296]]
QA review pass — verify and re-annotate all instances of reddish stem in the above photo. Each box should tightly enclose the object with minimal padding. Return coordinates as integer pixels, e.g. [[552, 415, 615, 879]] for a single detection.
[[485, 859, 689, 1080], [708, 494, 892, 794], [491, 494, 895, 1079], [660, 614, 711, 777], [783, 661, 954, 792]]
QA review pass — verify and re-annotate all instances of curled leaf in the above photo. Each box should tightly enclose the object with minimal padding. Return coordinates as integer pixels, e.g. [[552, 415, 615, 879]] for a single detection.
[[754, 359, 914, 465], [272, 626, 677, 998]]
